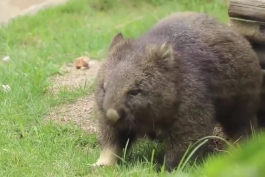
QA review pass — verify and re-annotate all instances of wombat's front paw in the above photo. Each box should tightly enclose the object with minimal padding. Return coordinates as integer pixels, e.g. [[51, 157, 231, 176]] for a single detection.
[[92, 148, 119, 168], [92, 159, 115, 167]]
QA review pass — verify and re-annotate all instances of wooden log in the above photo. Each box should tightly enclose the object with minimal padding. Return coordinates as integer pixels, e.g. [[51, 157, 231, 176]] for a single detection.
[[228, 0, 265, 23], [229, 18, 265, 44]]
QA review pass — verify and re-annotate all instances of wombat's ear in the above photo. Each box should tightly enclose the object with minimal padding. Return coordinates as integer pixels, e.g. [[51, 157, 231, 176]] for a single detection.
[[109, 33, 124, 51], [158, 42, 174, 66]]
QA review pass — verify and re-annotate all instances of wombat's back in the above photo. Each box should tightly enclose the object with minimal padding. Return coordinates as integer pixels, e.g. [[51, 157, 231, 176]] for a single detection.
[[141, 11, 262, 97], [139, 12, 263, 139]]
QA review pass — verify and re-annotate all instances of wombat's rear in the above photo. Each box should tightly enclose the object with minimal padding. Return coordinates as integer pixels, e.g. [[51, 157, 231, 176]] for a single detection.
[[93, 12, 263, 171], [153, 12, 263, 139]]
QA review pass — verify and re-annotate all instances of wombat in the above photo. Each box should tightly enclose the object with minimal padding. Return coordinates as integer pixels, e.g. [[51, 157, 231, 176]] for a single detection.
[[251, 43, 265, 128], [93, 12, 263, 171], [228, 20, 265, 129], [257, 73, 265, 128]]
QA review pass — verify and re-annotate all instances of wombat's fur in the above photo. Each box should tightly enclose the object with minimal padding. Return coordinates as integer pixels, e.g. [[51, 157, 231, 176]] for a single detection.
[[228, 20, 265, 128], [251, 44, 265, 69], [257, 73, 265, 128], [93, 12, 263, 171], [251, 44, 265, 128]]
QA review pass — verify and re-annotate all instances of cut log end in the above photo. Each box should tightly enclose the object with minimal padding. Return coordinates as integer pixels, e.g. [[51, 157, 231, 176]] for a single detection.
[[228, 0, 265, 23]]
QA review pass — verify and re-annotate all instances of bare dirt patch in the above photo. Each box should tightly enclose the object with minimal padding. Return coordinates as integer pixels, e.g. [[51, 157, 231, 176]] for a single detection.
[[46, 94, 98, 134], [0, 0, 69, 25], [45, 59, 102, 134], [50, 60, 101, 94]]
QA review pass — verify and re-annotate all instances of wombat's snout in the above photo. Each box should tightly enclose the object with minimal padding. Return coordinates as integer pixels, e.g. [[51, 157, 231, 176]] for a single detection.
[[106, 109, 120, 123]]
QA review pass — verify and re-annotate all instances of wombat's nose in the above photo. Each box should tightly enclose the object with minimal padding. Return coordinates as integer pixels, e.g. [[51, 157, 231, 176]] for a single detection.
[[106, 109, 120, 123]]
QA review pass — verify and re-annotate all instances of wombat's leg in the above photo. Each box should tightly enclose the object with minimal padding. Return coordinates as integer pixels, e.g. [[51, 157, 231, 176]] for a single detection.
[[164, 134, 209, 171], [220, 103, 259, 144], [215, 90, 261, 144], [93, 122, 137, 167], [164, 138, 185, 171], [257, 76, 265, 129], [164, 125, 213, 171], [228, 115, 258, 144], [163, 101, 215, 171]]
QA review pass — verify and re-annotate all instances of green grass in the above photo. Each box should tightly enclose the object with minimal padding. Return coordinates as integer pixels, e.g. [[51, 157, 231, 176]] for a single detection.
[[1, 0, 265, 176]]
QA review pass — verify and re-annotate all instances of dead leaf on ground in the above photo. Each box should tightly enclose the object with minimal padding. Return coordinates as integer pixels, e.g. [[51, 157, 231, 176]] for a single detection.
[[74, 56, 90, 69]]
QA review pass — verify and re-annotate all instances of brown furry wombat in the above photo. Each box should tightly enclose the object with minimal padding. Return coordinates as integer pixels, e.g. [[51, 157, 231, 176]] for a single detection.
[[251, 44, 265, 128], [258, 73, 265, 128], [228, 20, 265, 129], [93, 12, 263, 171]]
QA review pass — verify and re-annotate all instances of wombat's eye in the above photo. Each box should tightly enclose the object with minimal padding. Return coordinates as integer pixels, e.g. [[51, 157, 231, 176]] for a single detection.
[[128, 89, 141, 96]]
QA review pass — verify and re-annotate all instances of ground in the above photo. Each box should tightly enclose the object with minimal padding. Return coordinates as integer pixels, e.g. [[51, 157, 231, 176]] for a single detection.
[[1, 0, 101, 135], [0, 0, 68, 24], [45, 59, 101, 134], [1, 0, 265, 176]]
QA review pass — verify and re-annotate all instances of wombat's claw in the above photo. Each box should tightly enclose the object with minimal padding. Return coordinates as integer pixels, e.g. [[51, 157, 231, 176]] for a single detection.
[[92, 162, 106, 167], [91, 161, 113, 168]]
